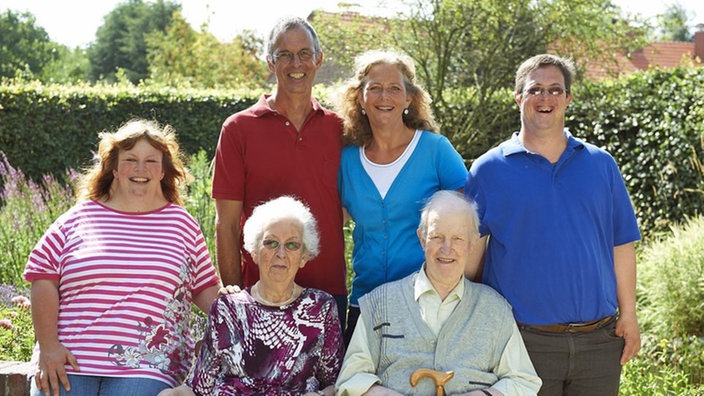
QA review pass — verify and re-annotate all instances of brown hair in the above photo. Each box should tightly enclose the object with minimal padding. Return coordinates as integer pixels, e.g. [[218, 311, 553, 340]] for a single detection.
[[76, 119, 191, 206], [335, 49, 437, 147], [514, 54, 576, 94]]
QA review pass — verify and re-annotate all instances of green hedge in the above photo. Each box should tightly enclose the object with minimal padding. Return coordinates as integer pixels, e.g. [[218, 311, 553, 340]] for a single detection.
[[2, 67, 704, 239], [566, 67, 704, 238], [0, 82, 257, 180]]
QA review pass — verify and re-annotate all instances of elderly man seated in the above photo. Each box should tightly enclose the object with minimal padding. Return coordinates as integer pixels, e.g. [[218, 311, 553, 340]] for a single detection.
[[335, 190, 542, 396]]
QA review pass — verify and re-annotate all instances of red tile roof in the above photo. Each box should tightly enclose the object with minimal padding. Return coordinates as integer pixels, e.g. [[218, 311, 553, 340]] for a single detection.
[[585, 32, 704, 79]]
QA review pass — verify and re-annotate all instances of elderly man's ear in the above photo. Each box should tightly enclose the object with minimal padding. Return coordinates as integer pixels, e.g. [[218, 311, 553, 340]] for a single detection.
[[416, 228, 426, 249]]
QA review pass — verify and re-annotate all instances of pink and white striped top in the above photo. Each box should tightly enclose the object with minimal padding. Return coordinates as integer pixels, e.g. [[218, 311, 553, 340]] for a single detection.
[[24, 200, 220, 387]]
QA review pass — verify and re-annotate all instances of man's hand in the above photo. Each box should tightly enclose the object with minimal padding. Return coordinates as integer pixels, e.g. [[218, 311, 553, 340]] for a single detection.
[[616, 313, 641, 364]]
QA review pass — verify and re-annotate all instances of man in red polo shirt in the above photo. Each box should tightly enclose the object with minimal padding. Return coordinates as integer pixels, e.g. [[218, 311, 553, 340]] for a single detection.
[[211, 16, 347, 326]]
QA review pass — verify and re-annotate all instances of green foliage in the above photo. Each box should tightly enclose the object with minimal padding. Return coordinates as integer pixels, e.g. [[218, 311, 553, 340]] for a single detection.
[[145, 12, 268, 90], [39, 45, 91, 84], [184, 150, 216, 258], [0, 81, 256, 181], [620, 333, 704, 395], [567, 66, 704, 238], [0, 286, 33, 362], [0, 9, 58, 80], [87, 0, 181, 84], [656, 3, 693, 42], [637, 215, 704, 336], [0, 154, 75, 286]]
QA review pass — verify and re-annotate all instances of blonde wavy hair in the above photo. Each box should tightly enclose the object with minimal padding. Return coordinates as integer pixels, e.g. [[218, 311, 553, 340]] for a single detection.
[[334, 49, 437, 147]]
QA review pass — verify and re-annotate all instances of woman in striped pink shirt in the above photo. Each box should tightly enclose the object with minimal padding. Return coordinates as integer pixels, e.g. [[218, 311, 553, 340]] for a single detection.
[[24, 119, 221, 396]]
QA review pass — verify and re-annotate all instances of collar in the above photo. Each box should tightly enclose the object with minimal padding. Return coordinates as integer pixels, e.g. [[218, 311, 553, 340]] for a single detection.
[[500, 129, 584, 157], [250, 94, 323, 117], [414, 264, 465, 301]]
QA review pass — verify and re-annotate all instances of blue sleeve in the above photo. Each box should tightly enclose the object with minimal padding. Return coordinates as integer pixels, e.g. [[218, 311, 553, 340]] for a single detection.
[[465, 161, 490, 237], [435, 134, 468, 190]]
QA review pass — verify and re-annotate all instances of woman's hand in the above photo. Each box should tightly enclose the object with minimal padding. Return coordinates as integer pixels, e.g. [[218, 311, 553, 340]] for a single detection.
[[218, 284, 242, 295], [35, 341, 78, 395], [157, 384, 196, 395]]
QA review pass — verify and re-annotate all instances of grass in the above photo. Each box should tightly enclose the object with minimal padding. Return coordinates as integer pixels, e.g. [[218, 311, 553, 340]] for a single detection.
[[0, 149, 702, 395]]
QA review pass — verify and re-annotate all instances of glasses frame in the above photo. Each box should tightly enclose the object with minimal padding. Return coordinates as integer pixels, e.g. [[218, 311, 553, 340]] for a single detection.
[[272, 49, 316, 64], [262, 239, 303, 252], [522, 86, 568, 98]]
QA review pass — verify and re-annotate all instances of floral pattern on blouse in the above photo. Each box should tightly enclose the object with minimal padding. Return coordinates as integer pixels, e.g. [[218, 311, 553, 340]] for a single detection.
[[187, 288, 343, 395]]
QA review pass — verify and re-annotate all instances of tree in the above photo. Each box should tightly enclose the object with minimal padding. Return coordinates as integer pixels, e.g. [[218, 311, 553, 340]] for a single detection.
[[0, 10, 57, 80], [314, 0, 648, 159], [87, 0, 180, 84], [657, 3, 693, 42], [145, 12, 267, 89]]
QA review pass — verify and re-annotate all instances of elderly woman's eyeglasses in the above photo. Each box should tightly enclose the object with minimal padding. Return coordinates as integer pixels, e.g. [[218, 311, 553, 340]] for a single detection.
[[522, 87, 566, 97], [273, 49, 315, 64], [262, 239, 303, 252]]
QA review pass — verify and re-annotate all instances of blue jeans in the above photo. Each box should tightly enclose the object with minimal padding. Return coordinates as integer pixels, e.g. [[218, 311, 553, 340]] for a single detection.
[[30, 374, 170, 396]]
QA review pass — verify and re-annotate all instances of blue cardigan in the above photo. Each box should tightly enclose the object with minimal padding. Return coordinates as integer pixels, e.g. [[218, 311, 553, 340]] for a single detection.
[[339, 131, 467, 305]]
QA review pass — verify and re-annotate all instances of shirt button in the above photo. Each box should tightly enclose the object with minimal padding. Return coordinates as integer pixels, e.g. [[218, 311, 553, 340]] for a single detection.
[[285, 121, 290, 126]]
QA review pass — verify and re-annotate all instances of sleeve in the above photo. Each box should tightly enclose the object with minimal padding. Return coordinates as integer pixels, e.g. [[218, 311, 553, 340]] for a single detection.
[[316, 296, 344, 388], [334, 315, 383, 395], [608, 156, 641, 246], [187, 298, 227, 395], [187, 214, 219, 295], [490, 325, 542, 396], [211, 116, 246, 201], [435, 134, 468, 190], [23, 218, 66, 283], [465, 162, 490, 237]]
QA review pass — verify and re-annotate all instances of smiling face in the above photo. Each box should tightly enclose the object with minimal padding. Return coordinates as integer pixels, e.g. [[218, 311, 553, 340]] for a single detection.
[[111, 138, 164, 200], [418, 207, 476, 285], [358, 62, 412, 130], [515, 65, 572, 133], [252, 219, 308, 287], [267, 26, 322, 97]]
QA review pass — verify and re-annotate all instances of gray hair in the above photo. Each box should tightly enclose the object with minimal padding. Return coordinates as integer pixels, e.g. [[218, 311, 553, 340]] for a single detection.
[[242, 196, 320, 259], [514, 54, 576, 95], [266, 16, 322, 59], [418, 190, 479, 239]]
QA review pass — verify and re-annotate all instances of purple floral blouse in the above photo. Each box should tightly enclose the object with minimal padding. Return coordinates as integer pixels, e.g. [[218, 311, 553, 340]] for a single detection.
[[187, 288, 343, 395]]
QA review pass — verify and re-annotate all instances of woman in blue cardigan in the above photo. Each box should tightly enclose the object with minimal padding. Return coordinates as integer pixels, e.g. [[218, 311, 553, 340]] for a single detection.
[[334, 49, 467, 345]]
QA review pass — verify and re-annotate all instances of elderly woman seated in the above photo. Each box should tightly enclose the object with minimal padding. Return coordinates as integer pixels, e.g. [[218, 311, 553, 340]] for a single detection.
[[335, 190, 542, 396], [160, 196, 343, 396]]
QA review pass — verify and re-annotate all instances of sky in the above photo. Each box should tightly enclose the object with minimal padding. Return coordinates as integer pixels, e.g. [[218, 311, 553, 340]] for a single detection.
[[0, 0, 703, 49]]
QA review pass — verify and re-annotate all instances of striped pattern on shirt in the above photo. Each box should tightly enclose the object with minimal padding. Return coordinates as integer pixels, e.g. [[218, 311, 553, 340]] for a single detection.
[[24, 200, 219, 387]]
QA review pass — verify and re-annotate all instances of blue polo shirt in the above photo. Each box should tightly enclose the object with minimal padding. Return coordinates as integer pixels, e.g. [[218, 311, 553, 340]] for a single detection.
[[465, 130, 641, 325]]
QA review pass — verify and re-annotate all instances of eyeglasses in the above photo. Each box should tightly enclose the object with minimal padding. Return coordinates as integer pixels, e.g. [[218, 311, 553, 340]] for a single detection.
[[262, 239, 303, 252], [273, 49, 315, 64], [522, 87, 567, 97]]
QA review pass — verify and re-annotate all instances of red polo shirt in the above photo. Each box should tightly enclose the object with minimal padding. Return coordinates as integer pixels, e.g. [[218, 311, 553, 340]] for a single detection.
[[212, 95, 347, 295]]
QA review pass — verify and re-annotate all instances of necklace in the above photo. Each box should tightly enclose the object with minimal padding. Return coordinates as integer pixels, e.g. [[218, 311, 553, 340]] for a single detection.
[[253, 283, 297, 306]]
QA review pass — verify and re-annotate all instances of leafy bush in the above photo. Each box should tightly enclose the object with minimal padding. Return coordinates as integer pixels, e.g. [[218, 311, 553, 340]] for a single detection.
[[0, 153, 75, 286], [620, 333, 704, 395], [184, 149, 216, 258], [637, 214, 704, 336], [0, 81, 256, 181], [567, 67, 704, 239], [0, 284, 33, 361]]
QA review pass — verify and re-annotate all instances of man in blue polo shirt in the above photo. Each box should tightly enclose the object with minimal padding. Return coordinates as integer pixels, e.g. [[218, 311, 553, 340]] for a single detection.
[[464, 54, 641, 396]]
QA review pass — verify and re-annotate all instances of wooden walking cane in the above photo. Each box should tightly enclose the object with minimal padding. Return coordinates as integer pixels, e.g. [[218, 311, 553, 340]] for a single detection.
[[410, 368, 455, 396]]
